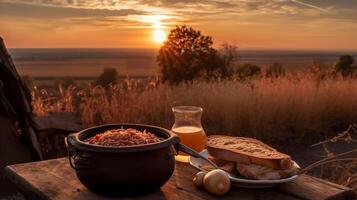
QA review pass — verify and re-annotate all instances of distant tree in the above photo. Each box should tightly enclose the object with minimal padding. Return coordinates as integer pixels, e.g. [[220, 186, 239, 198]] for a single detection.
[[334, 55, 355, 77], [236, 64, 261, 80], [95, 68, 119, 87], [265, 63, 285, 78], [157, 25, 229, 84], [217, 43, 239, 78], [21, 75, 35, 90]]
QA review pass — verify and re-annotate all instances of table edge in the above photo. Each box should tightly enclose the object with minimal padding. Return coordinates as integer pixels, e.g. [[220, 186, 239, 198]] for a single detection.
[[3, 166, 50, 200]]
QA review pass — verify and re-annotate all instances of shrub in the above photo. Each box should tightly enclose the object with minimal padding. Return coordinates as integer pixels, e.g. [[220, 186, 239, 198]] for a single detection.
[[334, 55, 355, 77], [94, 68, 119, 87], [236, 64, 261, 80], [217, 43, 239, 78]]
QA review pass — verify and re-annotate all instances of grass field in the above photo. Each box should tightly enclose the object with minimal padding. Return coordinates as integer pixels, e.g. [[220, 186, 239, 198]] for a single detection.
[[31, 73, 357, 190], [32, 73, 357, 144]]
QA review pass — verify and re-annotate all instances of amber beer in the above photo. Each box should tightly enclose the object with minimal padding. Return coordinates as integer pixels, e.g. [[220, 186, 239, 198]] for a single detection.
[[171, 106, 205, 162], [172, 126, 206, 159]]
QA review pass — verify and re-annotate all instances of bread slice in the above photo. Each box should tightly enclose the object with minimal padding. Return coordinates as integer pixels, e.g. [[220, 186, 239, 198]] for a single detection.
[[236, 162, 300, 180], [206, 135, 292, 170], [198, 156, 236, 173]]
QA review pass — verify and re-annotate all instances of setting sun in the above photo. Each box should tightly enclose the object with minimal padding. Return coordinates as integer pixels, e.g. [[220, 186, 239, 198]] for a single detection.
[[153, 29, 166, 44], [0, 1, 356, 199]]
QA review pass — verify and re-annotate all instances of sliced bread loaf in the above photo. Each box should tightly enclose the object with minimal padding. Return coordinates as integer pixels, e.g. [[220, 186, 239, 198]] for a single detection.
[[206, 135, 292, 169]]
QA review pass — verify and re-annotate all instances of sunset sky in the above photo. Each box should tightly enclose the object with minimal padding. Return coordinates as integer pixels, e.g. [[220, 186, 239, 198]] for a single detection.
[[1, 0, 357, 50]]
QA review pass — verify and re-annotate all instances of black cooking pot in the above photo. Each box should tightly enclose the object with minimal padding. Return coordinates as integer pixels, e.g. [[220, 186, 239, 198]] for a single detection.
[[65, 123, 215, 197]]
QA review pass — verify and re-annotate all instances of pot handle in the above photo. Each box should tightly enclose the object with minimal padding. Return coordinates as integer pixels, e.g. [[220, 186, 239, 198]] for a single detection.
[[175, 143, 219, 169], [64, 136, 77, 170]]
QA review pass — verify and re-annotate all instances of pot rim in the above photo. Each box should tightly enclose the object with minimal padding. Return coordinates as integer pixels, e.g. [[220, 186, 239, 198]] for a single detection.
[[67, 123, 180, 153]]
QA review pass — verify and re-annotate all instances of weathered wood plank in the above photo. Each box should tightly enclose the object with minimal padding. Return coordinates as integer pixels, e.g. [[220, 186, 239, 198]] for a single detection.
[[4, 158, 356, 200], [278, 175, 356, 200], [173, 162, 300, 200], [4, 159, 204, 200]]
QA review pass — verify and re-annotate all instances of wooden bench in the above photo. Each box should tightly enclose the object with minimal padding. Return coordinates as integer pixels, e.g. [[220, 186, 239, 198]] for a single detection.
[[4, 158, 356, 200]]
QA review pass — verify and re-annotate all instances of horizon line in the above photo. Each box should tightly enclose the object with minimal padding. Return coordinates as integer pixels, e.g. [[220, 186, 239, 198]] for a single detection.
[[8, 47, 357, 52]]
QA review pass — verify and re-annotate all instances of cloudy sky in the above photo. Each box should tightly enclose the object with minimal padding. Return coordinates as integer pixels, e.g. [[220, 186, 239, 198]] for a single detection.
[[0, 0, 357, 49]]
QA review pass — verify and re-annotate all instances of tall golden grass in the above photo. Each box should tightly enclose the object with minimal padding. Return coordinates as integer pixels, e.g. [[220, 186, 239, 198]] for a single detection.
[[33, 74, 357, 143], [32, 75, 357, 189], [32, 85, 75, 116]]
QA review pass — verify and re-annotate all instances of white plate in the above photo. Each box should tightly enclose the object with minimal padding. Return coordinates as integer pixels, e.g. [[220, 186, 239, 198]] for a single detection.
[[189, 149, 299, 188]]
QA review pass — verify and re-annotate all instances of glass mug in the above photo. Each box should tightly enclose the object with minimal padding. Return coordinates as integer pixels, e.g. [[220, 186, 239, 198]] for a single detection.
[[171, 106, 206, 162]]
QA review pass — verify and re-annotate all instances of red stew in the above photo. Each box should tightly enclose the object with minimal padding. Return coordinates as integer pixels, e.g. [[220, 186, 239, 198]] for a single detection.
[[84, 128, 160, 146]]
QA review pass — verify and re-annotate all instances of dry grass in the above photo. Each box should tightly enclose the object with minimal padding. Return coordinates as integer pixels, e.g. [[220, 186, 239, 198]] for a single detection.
[[33, 75, 357, 143], [32, 85, 75, 116], [32, 75, 357, 188], [305, 124, 357, 191]]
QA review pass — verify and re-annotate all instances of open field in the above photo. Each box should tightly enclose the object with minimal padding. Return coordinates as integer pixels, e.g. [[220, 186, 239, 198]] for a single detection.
[[33, 74, 357, 144], [11, 48, 357, 79]]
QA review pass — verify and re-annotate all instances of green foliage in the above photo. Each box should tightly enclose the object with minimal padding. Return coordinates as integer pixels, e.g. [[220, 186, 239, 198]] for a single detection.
[[266, 63, 285, 78], [236, 64, 261, 80], [94, 68, 119, 87], [21, 75, 35, 89], [334, 55, 355, 77], [157, 25, 234, 84]]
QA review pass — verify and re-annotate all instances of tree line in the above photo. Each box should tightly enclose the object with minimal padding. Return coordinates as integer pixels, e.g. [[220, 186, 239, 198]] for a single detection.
[[22, 25, 357, 88], [157, 25, 357, 84]]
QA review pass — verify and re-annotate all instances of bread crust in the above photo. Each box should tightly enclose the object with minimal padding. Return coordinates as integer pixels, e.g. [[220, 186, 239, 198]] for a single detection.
[[206, 135, 292, 170]]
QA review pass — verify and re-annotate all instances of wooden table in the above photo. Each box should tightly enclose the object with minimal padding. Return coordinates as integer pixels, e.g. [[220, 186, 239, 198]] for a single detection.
[[4, 158, 356, 200]]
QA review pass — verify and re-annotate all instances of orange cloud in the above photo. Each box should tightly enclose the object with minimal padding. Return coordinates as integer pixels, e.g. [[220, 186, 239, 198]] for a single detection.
[[1, 1, 357, 49]]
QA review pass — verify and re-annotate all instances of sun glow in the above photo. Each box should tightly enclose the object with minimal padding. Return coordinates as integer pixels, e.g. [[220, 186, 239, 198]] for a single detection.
[[139, 15, 168, 44], [153, 29, 166, 43]]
